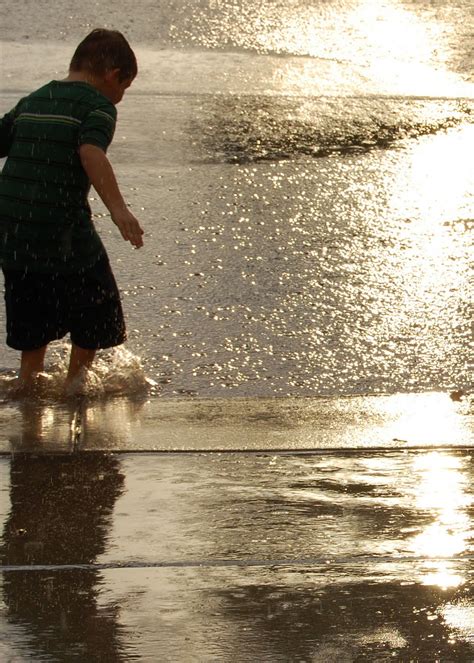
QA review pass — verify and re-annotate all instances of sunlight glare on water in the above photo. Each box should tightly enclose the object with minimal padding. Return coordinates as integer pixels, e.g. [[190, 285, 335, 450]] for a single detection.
[[390, 125, 474, 222], [345, 0, 458, 94], [173, 0, 471, 96], [408, 452, 472, 589], [382, 393, 472, 446], [412, 453, 470, 543], [442, 602, 474, 643]]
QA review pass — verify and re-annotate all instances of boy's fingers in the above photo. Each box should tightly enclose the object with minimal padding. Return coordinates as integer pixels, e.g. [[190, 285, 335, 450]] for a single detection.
[[131, 223, 144, 247], [130, 233, 143, 248], [128, 229, 144, 248], [128, 225, 144, 247]]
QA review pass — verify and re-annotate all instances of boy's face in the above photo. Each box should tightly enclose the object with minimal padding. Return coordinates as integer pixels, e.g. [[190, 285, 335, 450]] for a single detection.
[[100, 69, 133, 105]]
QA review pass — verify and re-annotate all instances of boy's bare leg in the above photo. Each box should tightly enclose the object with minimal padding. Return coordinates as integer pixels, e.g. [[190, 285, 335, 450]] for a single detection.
[[19, 346, 48, 383], [66, 343, 96, 384]]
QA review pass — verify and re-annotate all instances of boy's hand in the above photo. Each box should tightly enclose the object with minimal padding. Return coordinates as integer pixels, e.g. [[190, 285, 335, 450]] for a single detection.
[[112, 208, 144, 248]]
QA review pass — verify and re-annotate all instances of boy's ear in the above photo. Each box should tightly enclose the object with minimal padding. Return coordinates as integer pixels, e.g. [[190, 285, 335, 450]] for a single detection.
[[104, 68, 121, 82]]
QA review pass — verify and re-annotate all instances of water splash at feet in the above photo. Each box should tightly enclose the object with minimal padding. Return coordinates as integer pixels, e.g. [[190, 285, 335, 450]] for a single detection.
[[0, 343, 158, 402]]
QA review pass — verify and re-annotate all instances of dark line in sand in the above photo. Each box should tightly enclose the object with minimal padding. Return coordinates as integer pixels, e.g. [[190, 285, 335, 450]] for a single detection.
[[2, 554, 474, 573], [0, 445, 473, 457], [2, 90, 474, 102]]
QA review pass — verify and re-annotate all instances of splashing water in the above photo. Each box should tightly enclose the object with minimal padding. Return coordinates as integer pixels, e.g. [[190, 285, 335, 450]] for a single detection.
[[0, 342, 157, 402]]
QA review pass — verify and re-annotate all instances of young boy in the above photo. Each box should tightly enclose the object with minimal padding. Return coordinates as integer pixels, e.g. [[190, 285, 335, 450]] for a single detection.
[[0, 29, 144, 393]]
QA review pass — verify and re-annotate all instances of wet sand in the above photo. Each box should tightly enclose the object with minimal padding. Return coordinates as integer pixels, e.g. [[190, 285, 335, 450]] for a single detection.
[[0, 401, 474, 660], [0, 392, 472, 453], [1, 41, 473, 398], [0, 393, 473, 658]]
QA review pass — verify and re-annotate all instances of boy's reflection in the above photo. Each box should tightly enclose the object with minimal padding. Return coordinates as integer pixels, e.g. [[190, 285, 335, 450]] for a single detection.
[[2, 445, 125, 660]]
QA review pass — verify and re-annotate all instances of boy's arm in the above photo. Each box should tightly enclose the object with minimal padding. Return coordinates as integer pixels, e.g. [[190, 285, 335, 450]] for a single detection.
[[79, 143, 144, 248]]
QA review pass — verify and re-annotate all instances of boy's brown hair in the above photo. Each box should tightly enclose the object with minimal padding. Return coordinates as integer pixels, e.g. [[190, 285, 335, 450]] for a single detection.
[[70, 29, 137, 82]]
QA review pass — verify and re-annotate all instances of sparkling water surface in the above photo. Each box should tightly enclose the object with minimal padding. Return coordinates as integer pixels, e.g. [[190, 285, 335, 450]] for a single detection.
[[0, 0, 472, 398]]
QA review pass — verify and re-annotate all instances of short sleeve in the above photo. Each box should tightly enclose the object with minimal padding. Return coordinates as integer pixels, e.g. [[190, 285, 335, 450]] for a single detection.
[[78, 103, 117, 151], [0, 106, 18, 157]]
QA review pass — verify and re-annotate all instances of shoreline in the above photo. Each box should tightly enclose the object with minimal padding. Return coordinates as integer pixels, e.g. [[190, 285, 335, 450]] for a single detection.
[[0, 391, 471, 453], [1, 39, 473, 99]]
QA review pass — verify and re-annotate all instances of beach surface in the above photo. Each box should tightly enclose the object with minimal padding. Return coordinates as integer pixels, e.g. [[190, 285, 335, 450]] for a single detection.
[[1, 0, 474, 658], [0, 391, 473, 659], [1, 393, 474, 660]]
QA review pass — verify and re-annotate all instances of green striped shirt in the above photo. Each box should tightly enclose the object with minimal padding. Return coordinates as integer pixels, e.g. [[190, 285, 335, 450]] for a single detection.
[[0, 80, 117, 273]]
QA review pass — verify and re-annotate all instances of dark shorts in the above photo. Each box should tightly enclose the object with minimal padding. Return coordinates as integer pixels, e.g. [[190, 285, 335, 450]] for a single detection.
[[3, 256, 126, 351]]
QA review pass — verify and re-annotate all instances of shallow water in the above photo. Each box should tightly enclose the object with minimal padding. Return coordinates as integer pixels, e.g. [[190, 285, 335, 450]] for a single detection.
[[1, 7, 473, 660], [2, 449, 474, 660], [0, 0, 473, 399]]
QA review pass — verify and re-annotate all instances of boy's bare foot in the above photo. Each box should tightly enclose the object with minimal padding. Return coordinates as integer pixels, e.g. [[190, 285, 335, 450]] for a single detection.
[[63, 368, 103, 398], [7, 372, 54, 399]]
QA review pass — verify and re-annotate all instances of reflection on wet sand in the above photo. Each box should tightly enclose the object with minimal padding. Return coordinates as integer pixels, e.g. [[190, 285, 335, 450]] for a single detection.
[[410, 453, 471, 568], [209, 570, 474, 661], [3, 399, 77, 453], [1, 400, 474, 659], [195, 451, 474, 660], [1, 450, 125, 661]]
